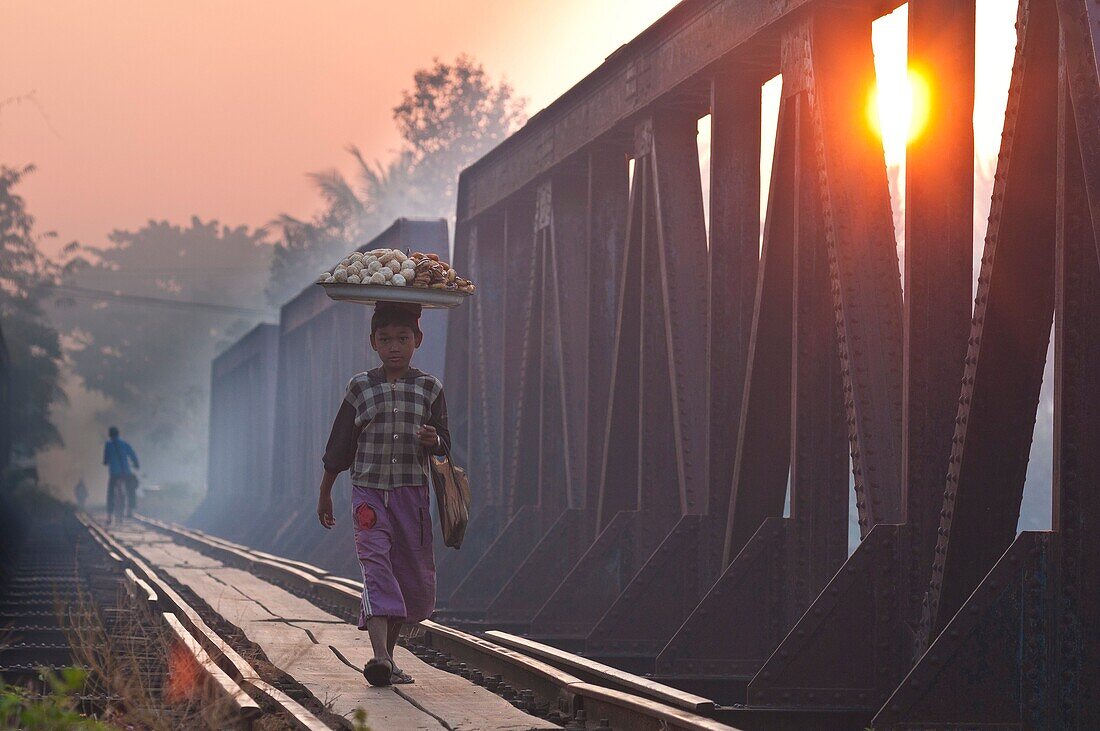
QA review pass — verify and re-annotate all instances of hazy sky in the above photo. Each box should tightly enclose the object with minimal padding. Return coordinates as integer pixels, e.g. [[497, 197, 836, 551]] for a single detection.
[[3, 0, 684, 252], [3, 1, 1016, 255]]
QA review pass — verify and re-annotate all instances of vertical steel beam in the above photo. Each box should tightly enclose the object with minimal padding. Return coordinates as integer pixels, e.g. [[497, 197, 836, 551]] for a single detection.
[[503, 199, 541, 516], [790, 91, 849, 593], [534, 185, 565, 515], [596, 155, 644, 529], [722, 94, 795, 565], [636, 128, 680, 519], [533, 189, 562, 514], [798, 10, 906, 532], [599, 110, 708, 523], [921, 0, 1058, 647], [586, 148, 630, 513], [1055, 0, 1100, 264], [650, 110, 711, 516], [467, 212, 506, 506], [707, 76, 762, 524], [1053, 49, 1100, 726], [902, 0, 976, 620], [547, 174, 591, 511]]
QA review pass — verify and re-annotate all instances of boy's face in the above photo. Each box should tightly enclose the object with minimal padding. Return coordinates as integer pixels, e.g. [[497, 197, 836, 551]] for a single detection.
[[371, 323, 421, 370]]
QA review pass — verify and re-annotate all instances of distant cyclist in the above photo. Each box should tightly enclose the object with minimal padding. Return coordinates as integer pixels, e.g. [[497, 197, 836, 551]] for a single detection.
[[103, 426, 139, 525]]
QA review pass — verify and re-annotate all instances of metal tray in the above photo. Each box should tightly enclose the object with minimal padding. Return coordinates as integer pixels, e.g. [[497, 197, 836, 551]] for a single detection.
[[318, 282, 472, 309]]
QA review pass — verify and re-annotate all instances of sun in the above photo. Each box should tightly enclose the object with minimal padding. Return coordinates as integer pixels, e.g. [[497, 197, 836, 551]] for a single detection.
[[867, 68, 932, 160]]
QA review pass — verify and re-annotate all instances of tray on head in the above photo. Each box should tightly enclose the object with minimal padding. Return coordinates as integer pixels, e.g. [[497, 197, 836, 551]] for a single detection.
[[318, 282, 471, 309]]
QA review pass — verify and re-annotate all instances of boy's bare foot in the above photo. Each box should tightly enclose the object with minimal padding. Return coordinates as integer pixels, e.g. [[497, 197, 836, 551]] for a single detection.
[[363, 657, 394, 687]]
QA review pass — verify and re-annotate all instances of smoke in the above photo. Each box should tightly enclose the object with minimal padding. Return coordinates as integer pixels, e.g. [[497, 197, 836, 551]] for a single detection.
[[38, 219, 272, 518], [35, 365, 114, 505]]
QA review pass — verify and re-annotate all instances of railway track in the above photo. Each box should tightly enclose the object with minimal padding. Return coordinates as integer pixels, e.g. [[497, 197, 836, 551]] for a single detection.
[[0, 503, 340, 729], [0, 510, 265, 728], [2, 507, 871, 729], [78, 513, 337, 730], [133, 514, 742, 731]]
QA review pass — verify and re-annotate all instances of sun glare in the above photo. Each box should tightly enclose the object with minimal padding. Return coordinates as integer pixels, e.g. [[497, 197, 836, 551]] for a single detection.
[[868, 68, 931, 156]]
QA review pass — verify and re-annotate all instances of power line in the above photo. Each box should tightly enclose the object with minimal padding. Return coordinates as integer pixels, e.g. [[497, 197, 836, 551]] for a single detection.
[[91, 265, 262, 273], [42, 284, 276, 318]]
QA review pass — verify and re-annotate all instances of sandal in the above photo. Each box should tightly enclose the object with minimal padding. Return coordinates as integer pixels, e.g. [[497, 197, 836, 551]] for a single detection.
[[390, 667, 415, 685], [363, 658, 394, 687]]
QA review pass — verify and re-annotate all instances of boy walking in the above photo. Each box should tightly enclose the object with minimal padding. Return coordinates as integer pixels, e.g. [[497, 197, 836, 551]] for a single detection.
[[317, 302, 450, 687]]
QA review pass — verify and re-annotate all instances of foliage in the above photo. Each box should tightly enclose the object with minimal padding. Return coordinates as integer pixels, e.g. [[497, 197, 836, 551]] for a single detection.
[[394, 54, 526, 212], [0, 164, 67, 479], [266, 55, 526, 305], [352, 708, 372, 731], [0, 667, 111, 730], [49, 217, 271, 495]]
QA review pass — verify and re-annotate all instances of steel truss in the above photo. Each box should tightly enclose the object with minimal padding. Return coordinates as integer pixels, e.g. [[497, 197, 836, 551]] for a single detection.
[[441, 0, 1100, 726]]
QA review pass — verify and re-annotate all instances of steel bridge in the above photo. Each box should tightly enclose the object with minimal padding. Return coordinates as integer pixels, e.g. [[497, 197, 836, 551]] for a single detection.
[[196, 0, 1100, 726]]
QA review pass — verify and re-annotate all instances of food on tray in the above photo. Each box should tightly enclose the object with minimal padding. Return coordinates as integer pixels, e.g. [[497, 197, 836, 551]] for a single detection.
[[318, 248, 475, 294]]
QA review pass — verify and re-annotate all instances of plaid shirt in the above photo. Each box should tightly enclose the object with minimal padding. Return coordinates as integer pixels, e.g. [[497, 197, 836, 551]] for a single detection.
[[323, 367, 450, 490]]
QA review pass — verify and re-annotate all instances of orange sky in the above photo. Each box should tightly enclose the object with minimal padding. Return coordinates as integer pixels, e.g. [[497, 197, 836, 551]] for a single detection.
[[3, 1, 1016, 254], [2, 0, 681, 252]]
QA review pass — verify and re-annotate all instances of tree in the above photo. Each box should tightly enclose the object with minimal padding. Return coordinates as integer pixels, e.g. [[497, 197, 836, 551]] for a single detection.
[[394, 54, 526, 215], [0, 164, 66, 483], [266, 55, 526, 305], [50, 217, 271, 493]]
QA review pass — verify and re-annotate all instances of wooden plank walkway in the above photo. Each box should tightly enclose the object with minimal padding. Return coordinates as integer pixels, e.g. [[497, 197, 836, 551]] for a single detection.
[[111, 525, 558, 730]]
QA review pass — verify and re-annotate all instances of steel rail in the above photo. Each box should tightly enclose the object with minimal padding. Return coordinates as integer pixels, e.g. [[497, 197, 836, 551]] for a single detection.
[[163, 613, 263, 724], [79, 518, 263, 726], [485, 630, 714, 713], [135, 515, 743, 731], [77, 514, 332, 731]]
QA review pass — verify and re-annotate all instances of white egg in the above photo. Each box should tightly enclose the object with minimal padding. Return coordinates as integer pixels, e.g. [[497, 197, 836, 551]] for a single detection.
[[392, 273, 407, 286]]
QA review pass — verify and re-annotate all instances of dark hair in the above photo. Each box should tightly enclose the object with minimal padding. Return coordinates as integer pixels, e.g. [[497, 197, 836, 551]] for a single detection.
[[371, 303, 422, 336], [108, 426, 119, 438]]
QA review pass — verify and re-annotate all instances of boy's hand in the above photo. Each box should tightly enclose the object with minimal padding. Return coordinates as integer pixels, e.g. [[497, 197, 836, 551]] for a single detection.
[[415, 424, 439, 448], [317, 491, 335, 529]]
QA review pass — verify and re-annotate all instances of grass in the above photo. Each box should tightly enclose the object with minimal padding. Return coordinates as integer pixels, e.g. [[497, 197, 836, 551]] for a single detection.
[[0, 667, 113, 730], [59, 566, 306, 728]]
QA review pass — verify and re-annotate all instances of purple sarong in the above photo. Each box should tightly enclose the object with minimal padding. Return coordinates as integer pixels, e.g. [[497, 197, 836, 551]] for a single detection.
[[351, 484, 436, 627]]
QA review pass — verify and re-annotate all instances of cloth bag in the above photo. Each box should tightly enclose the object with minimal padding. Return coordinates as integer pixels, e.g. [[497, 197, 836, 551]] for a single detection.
[[429, 446, 470, 549]]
